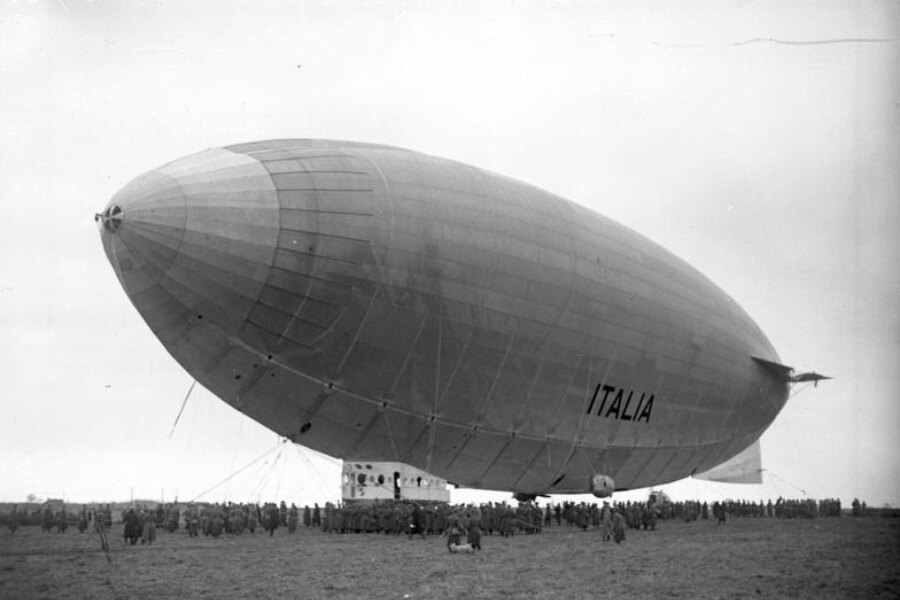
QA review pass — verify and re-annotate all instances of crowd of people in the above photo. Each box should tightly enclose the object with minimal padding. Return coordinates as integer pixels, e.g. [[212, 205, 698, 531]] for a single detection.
[[2, 495, 869, 546], [653, 497, 848, 521]]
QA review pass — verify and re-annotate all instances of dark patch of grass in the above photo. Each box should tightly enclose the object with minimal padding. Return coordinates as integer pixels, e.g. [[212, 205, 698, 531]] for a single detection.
[[0, 518, 898, 599]]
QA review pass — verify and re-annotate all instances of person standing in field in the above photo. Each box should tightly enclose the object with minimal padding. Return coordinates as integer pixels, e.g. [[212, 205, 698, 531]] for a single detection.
[[713, 501, 727, 525], [409, 503, 426, 539], [288, 504, 299, 533], [141, 509, 157, 544], [123, 508, 140, 545], [445, 513, 464, 551], [467, 507, 482, 551], [601, 502, 613, 542], [612, 510, 626, 544]]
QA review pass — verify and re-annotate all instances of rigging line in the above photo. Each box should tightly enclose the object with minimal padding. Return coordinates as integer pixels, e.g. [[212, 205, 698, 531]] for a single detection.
[[294, 443, 342, 466], [690, 476, 732, 500], [433, 302, 443, 416], [382, 410, 401, 462], [437, 325, 476, 404], [253, 448, 286, 501], [293, 445, 333, 501], [189, 440, 286, 502], [274, 444, 289, 501], [426, 416, 436, 474], [512, 360, 545, 429], [778, 394, 827, 494], [566, 342, 600, 478], [247, 455, 280, 501], [293, 445, 327, 498], [766, 470, 810, 497], [789, 381, 813, 399], [168, 380, 197, 438], [387, 310, 431, 395], [278, 290, 313, 344], [232, 452, 272, 499], [766, 471, 792, 500], [572, 343, 596, 442], [575, 444, 595, 476], [425, 305, 447, 474], [225, 461, 251, 499], [246, 461, 269, 499], [229, 419, 245, 473], [475, 328, 519, 420], [544, 358, 588, 481], [176, 389, 200, 491]]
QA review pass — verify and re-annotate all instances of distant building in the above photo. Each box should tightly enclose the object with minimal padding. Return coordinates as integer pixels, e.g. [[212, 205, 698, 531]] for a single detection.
[[342, 462, 449, 503]]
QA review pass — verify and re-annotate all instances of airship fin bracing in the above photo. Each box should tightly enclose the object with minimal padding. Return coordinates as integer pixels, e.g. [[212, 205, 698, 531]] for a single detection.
[[99, 139, 814, 497]]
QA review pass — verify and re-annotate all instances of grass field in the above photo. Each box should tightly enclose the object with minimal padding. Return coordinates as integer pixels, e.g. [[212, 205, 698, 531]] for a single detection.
[[1, 517, 898, 599]]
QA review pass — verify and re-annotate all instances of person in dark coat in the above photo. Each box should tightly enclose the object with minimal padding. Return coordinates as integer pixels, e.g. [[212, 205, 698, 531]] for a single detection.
[[264, 504, 280, 536], [466, 509, 482, 551], [445, 514, 464, 551], [123, 508, 140, 545], [408, 504, 426, 539], [612, 510, 626, 544], [288, 504, 299, 534]]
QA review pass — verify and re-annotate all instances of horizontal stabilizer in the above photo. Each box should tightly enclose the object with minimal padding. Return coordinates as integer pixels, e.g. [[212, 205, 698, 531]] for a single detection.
[[790, 372, 832, 385], [694, 441, 763, 484]]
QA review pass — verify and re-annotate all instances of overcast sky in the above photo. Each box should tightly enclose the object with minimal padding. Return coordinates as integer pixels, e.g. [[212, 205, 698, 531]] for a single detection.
[[1, 0, 897, 508]]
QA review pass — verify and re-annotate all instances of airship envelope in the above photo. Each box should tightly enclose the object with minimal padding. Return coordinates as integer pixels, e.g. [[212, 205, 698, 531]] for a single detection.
[[98, 139, 791, 498]]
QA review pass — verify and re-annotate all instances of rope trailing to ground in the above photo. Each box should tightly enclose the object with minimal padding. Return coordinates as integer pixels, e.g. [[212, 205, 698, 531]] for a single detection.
[[189, 440, 287, 502], [168, 380, 197, 438], [766, 470, 810, 497], [294, 445, 338, 503]]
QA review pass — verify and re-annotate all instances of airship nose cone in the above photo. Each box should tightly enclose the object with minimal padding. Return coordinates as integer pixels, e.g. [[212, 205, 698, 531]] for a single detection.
[[98, 147, 281, 346], [98, 169, 187, 291]]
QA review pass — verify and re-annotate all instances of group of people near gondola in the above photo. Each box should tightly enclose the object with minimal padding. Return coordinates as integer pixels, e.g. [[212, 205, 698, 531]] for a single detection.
[[0, 494, 862, 549]]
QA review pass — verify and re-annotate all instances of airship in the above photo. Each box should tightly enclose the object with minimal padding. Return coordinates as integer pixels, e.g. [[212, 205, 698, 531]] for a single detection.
[[97, 139, 826, 500]]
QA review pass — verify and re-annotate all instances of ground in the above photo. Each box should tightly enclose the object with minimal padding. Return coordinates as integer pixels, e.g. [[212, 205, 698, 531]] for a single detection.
[[1, 517, 898, 599]]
